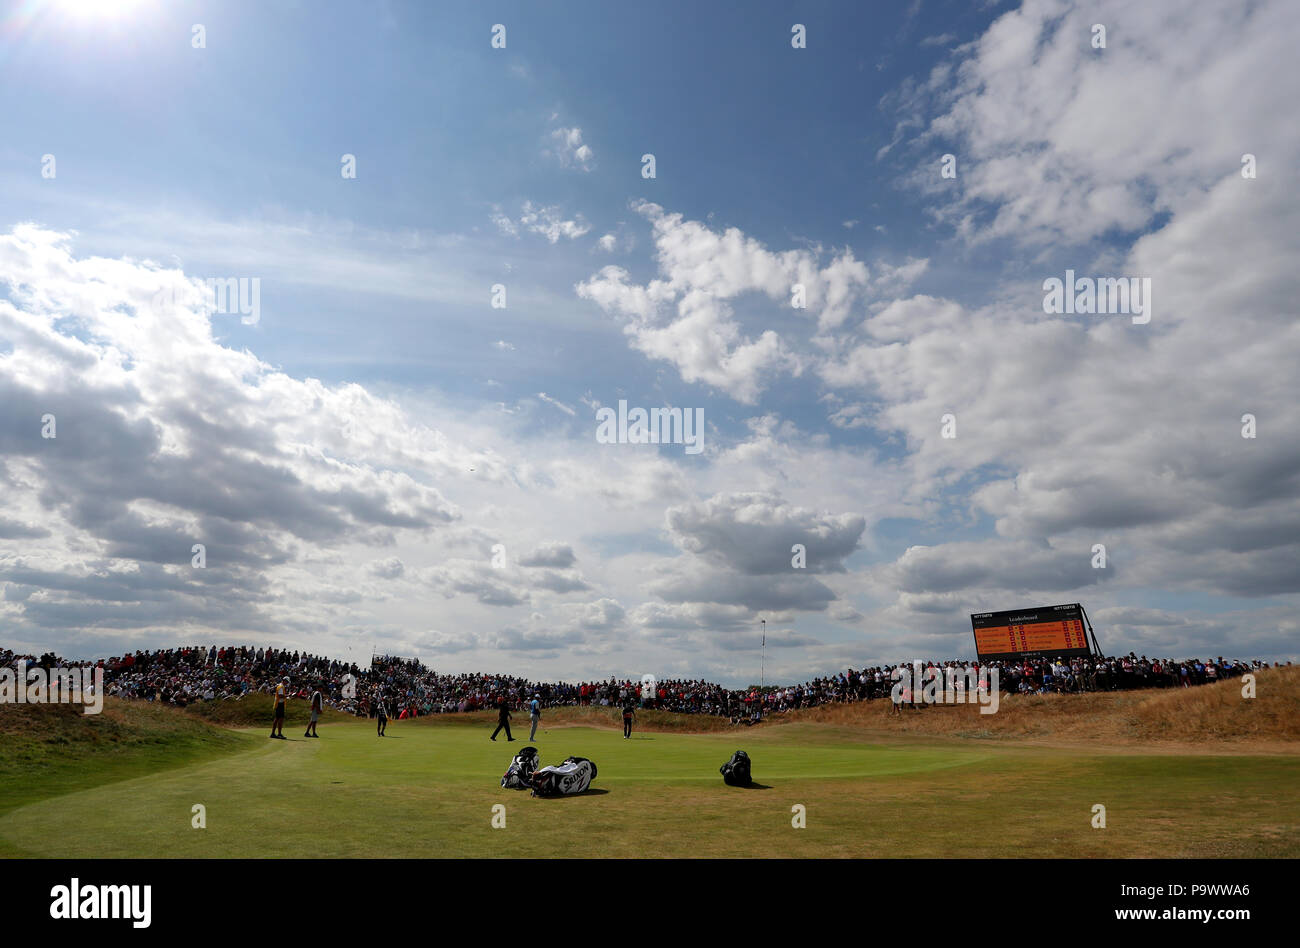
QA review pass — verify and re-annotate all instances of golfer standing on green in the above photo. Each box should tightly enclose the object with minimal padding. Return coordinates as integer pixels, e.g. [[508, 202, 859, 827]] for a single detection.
[[528, 693, 542, 740], [622, 700, 636, 739], [270, 677, 288, 739], [304, 687, 322, 738], [375, 687, 388, 737]]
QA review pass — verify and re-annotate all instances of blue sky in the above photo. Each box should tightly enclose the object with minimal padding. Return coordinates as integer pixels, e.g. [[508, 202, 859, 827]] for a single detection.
[[1, 0, 1297, 684], [2, 0, 980, 406]]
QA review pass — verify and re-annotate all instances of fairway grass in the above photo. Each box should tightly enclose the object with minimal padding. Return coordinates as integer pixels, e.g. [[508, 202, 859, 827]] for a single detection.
[[2, 714, 1297, 858]]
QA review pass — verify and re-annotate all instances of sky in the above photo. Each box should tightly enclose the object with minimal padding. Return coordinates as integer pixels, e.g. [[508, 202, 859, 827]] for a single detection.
[[0, 0, 1297, 686]]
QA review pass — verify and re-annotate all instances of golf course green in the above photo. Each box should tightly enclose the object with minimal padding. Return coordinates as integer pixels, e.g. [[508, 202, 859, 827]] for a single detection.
[[2, 696, 1297, 858]]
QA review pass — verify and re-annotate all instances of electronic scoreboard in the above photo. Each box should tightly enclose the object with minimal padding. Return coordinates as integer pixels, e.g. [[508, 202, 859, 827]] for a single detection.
[[970, 603, 1094, 662]]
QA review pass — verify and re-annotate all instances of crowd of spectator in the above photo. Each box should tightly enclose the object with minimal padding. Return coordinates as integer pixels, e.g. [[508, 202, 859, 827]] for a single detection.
[[0, 644, 1284, 723], [744, 654, 1275, 714]]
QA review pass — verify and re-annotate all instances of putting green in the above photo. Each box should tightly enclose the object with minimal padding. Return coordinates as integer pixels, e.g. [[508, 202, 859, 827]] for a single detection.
[[2, 717, 1297, 858]]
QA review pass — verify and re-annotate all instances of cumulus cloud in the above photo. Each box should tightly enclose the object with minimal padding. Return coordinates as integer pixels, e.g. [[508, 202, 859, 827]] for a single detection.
[[649, 566, 839, 614], [518, 542, 578, 569], [890, 0, 1299, 247], [576, 202, 928, 403], [422, 560, 532, 608], [843, 0, 1300, 637], [367, 556, 406, 580], [0, 225, 472, 642], [665, 492, 865, 575], [889, 540, 1111, 595], [4, 0, 1296, 682]]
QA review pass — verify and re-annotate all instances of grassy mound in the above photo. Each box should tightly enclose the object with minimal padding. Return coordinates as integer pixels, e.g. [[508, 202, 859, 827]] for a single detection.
[[0, 698, 252, 835], [774, 666, 1300, 747], [183, 693, 353, 728], [296, 669, 1300, 744]]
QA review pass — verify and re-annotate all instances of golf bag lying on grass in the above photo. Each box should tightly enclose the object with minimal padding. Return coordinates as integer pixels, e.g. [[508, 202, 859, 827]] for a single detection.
[[501, 746, 539, 789], [530, 756, 597, 797], [720, 750, 752, 786]]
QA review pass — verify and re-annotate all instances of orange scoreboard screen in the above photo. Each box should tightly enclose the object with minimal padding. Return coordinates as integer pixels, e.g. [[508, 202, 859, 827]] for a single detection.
[[970, 603, 1092, 662]]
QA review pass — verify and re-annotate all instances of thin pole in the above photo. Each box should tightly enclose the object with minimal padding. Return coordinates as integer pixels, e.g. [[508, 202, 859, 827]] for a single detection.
[[761, 619, 766, 691], [1080, 603, 1102, 657]]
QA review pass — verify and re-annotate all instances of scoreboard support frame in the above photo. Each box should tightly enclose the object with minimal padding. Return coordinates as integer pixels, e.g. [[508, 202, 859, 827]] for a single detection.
[[1079, 602, 1103, 658]]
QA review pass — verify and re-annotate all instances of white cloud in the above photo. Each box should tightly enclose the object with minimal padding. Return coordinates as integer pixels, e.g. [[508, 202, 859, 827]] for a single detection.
[[897, 0, 1300, 246], [367, 557, 406, 580], [665, 491, 866, 576], [0, 224, 486, 649], [4, 0, 1297, 682], [536, 392, 576, 416], [548, 126, 594, 171], [493, 201, 591, 244], [576, 202, 928, 403], [839, 0, 1300, 640]]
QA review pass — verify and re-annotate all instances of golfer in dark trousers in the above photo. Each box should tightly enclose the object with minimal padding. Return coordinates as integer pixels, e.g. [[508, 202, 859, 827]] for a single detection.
[[490, 699, 515, 741]]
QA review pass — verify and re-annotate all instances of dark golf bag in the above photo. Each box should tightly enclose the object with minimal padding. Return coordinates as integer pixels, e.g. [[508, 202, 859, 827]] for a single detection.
[[720, 750, 752, 786], [501, 745, 540, 789], [530, 756, 597, 797]]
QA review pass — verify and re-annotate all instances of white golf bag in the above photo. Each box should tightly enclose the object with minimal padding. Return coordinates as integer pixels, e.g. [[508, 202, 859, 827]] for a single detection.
[[529, 756, 597, 797]]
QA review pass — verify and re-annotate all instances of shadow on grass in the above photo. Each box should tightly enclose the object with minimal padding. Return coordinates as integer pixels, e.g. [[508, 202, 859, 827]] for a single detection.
[[534, 788, 611, 798]]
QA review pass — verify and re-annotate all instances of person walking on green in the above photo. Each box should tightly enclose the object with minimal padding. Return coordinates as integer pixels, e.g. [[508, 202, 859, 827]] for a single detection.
[[490, 698, 515, 742]]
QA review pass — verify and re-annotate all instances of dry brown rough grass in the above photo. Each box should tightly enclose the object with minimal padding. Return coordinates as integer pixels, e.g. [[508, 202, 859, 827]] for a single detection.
[[763, 665, 1300, 751]]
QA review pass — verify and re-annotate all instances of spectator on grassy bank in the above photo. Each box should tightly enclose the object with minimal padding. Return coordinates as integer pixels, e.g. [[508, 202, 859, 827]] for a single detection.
[[0, 645, 1277, 723]]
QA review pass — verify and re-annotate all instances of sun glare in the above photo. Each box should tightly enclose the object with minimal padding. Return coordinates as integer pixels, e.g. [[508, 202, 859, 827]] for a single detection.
[[56, 0, 148, 20]]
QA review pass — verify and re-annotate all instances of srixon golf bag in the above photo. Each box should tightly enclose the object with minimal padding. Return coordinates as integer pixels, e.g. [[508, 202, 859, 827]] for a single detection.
[[720, 750, 752, 786], [530, 756, 597, 797], [501, 746, 540, 789]]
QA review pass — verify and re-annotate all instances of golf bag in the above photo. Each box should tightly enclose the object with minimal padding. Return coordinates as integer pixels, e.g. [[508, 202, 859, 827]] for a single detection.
[[500, 745, 540, 789], [530, 756, 597, 797], [720, 749, 752, 786]]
